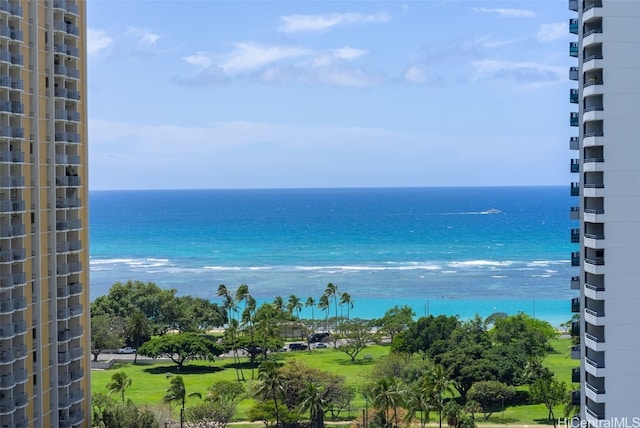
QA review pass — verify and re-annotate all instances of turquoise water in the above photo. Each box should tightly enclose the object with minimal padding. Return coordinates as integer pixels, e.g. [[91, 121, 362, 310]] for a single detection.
[[89, 187, 575, 327]]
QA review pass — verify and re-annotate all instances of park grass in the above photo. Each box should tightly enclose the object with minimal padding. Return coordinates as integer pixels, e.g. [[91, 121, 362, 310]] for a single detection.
[[92, 338, 574, 424]]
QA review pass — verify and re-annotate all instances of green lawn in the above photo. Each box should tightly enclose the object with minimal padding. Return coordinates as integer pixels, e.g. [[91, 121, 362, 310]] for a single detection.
[[92, 338, 575, 424]]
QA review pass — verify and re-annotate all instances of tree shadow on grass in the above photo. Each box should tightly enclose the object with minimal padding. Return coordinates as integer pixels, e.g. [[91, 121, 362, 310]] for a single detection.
[[144, 365, 224, 375]]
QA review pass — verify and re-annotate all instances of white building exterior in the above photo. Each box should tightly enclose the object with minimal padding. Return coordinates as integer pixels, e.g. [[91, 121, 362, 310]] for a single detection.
[[569, 0, 640, 423]]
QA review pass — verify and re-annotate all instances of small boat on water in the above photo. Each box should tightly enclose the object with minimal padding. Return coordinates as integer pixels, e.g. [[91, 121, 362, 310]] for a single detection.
[[483, 208, 502, 214]]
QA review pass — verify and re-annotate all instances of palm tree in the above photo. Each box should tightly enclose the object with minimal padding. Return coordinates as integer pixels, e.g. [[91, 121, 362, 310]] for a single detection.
[[300, 381, 327, 428], [125, 311, 150, 364], [287, 294, 302, 319], [324, 283, 339, 319], [163, 375, 202, 428], [305, 296, 316, 321], [371, 377, 404, 428], [339, 292, 354, 319], [217, 284, 238, 323], [254, 360, 284, 427], [422, 364, 457, 428], [273, 296, 285, 313], [318, 294, 330, 332], [106, 371, 132, 403], [404, 383, 430, 428]]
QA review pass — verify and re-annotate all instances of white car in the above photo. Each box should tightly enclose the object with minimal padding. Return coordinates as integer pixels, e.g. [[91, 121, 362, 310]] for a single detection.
[[117, 347, 136, 354], [313, 342, 328, 349]]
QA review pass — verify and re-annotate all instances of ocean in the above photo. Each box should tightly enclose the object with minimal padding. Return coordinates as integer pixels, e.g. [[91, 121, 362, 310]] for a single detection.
[[89, 186, 575, 327]]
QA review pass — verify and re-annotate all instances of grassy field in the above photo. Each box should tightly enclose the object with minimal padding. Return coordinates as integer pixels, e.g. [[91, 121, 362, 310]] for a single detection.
[[91, 338, 576, 425]]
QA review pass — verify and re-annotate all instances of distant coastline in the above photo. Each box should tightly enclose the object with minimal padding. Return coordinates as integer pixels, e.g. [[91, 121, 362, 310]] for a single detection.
[[89, 186, 573, 327]]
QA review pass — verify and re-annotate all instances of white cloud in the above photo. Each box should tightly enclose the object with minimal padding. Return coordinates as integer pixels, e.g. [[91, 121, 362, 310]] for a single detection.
[[278, 12, 390, 33], [471, 59, 565, 88], [183, 52, 212, 69], [126, 27, 161, 46], [87, 28, 113, 57], [404, 65, 428, 84], [473, 8, 537, 18], [537, 22, 568, 42], [223, 42, 311, 74]]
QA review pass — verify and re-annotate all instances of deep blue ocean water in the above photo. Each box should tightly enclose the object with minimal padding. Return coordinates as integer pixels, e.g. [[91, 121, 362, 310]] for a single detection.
[[89, 187, 575, 326]]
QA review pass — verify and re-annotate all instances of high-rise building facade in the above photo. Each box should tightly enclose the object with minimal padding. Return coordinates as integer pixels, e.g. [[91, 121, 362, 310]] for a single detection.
[[0, 1, 89, 427], [569, 0, 640, 423]]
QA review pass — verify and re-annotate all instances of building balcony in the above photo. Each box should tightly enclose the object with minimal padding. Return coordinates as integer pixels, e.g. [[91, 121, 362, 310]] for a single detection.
[[0, 175, 24, 188], [569, 0, 578, 11], [584, 108, 604, 122], [569, 18, 578, 34], [0, 272, 26, 288], [584, 333, 605, 352], [585, 282, 605, 300], [571, 320, 580, 337], [585, 308, 605, 326], [571, 251, 580, 266], [569, 66, 578, 81], [583, 1, 603, 21], [571, 275, 580, 290], [0, 296, 26, 314], [0, 223, 25, 238], [570, 206, 580, 220], [570, 159, 580, 173], [585, 406, 605, 422], [571, 228, 580, 243], [570, 88, 579, 103], [583, 133, 604, 148], [53, 0, 80, 16], [569, 136, 579, 150], [583, 184, 604, 197], [585, 357, 605, 377], [0, 199, 25, 213], [570, 183, 580, 197], [571, 390, 580, 406], [569, 42, 578, 57], [571, 345, 580, 359], [585, 381, 605, 403], [0, 150, 24, 163], [572, 367, 580, 383], [570, 112, 579, 126], [584, 233, 605, 249], [571, 297, 580, 313], [56, 218, 82, 231]]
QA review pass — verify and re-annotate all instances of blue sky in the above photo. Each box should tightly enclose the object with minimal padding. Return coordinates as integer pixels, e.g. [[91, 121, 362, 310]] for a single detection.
[[88, 1, 573, 190]]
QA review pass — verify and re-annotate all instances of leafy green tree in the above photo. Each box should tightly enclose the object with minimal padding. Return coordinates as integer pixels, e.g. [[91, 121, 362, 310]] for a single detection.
[[403, 382, 431, 428], [137, 333, 225, 369], [125, 311, 151, 364], [392, 315, 459, 360], [186, 380, 245, 428], [90, 314, 124, 362], [334, 319, 373, 362], [374, 305, 415, 343], [491, 313, 557, 358], [530, 376, 567, 427], [171, 295, 226, 332], [91, 392, 159, 428], [467, 381, 515, 421], [106, 371, 132, 403], [217, 284, 238, 323]]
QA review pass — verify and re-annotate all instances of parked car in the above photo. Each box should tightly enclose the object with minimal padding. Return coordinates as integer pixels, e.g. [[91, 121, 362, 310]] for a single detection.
[[287, 343, 308, 351], [117, 346, 136, 354], [307, 332, 330, 343], [312, 342, 328, 349]]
